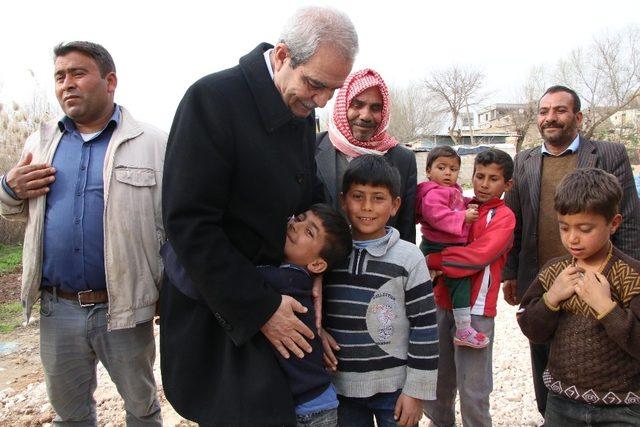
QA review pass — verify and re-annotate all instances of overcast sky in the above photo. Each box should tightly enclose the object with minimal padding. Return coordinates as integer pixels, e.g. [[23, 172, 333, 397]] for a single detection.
[[1, 0, 638, 132]]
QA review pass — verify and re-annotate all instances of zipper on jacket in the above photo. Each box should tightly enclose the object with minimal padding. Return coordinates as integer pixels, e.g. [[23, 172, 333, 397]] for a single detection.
[[352, 249, 364, 275]]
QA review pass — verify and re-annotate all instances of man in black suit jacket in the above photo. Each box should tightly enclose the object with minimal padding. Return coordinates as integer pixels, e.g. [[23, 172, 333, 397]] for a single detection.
[[503, 85, 640, 419], [315, 68, 417, 243], [160, 7, 358, 426]]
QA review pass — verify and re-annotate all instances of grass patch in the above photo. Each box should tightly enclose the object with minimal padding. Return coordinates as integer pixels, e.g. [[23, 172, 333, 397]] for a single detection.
[[0, 301, 23, 334], [0, 244, 22, 274]]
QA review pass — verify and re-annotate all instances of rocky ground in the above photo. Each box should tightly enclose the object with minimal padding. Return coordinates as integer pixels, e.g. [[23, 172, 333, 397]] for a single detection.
[[0, 277, 542, 426]]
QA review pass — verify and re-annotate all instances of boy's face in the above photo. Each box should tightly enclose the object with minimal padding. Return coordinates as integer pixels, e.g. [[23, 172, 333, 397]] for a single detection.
[[472, 163, 512, 203], [283, 210, 328, 274], [340, 183, 400, 241], [558, 211, 621, 263], [427, 156, 460, 187]]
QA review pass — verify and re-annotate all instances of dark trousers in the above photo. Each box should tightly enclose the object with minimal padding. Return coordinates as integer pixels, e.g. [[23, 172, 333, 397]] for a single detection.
[[545, 392, 640, 426], [530, 342, 550, 417]]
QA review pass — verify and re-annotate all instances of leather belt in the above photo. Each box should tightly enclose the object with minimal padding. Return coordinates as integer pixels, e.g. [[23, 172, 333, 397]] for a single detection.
[[43, 287, 108, 306]]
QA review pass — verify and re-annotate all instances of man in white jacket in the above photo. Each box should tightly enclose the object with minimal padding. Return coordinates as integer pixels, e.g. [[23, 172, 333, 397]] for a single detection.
[[0, 41, 165, 425]]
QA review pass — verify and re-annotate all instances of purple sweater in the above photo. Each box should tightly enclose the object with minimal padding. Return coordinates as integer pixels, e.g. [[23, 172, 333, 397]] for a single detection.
[[416, 181, 470, 244]]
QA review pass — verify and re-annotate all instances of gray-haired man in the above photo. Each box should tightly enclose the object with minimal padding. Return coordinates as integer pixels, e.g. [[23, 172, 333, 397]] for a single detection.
[[160, 6, 358, 426], [0, 41, 165, 425]]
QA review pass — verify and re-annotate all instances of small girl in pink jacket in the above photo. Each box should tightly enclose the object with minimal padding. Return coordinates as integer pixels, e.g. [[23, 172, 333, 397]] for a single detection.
[[416, 146, 489, 348]]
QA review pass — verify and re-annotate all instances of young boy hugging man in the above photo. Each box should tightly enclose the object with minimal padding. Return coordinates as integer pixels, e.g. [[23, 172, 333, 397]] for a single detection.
[[518, 168, 640, 426], [321, 155, 438, 427], [161, 204, 352, 427], [422, 148, 516, 427]]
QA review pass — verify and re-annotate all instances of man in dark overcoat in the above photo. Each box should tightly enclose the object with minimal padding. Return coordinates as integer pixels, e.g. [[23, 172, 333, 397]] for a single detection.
[[159, 7, 358, 426], [502, 85, 640, 419]]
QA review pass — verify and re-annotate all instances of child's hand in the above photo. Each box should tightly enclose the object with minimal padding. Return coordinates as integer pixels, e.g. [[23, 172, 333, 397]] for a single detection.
[[464, 205, 479, 224], [575, 271, 617, 316], [546, 265, 583, 307], [394, 393, 423, 427], [320, 328, 340, 371]]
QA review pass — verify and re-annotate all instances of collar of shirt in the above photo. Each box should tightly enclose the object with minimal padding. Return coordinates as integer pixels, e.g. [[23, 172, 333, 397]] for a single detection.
[[263, 48, 275, 81], [57, 104, 121, 137], [541, 134, 580, 156], [279, 263, 310, 277]]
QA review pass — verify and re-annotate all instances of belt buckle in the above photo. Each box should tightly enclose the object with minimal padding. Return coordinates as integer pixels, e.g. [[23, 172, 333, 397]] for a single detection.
[[77, 290, 95, 307]]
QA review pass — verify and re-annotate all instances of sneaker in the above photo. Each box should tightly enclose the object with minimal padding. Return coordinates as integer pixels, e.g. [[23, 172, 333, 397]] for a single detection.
[[453, 327, 490, 349]]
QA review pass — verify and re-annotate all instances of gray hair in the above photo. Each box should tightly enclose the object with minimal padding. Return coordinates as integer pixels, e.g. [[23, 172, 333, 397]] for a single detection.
[[278, 6, 359, 68]]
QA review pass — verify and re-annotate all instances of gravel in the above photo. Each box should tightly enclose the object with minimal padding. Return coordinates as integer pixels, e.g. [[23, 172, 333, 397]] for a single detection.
[[0, 299, 542, 426]]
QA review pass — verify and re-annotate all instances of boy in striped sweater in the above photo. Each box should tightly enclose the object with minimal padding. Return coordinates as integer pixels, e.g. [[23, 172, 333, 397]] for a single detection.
[[321, 155, 438, 427]]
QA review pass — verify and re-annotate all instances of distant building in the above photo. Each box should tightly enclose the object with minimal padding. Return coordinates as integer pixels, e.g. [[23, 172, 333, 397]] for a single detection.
[[476, 103, 531, 129], [610, 108, 640, 129]]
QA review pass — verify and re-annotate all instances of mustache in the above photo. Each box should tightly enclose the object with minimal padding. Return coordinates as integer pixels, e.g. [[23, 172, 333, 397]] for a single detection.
[[542, 121, 563, 129], [351, 120, 376, 129]]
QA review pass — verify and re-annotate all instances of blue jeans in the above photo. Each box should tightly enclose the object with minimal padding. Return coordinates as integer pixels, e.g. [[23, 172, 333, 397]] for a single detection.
[[39, 289, 161, 426], [296, 407, 338, 427], [545, 392, 640, 426], [338, 390, 417, 427]]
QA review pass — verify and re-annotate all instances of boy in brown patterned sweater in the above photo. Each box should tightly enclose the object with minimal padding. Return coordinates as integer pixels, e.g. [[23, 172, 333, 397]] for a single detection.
[[517, 168, 640, 426]]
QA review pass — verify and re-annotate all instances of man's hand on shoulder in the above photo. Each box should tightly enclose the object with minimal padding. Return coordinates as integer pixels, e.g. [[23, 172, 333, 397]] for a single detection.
[[260, 295, 314, 359], [5, 152, 56, 200]]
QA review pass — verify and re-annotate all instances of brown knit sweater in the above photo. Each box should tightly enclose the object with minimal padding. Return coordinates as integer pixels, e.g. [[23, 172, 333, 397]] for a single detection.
[[518, 246, 640, 406], [537, 153, 578, 269]]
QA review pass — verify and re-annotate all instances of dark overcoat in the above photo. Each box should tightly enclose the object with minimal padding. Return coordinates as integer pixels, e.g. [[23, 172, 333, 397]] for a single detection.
[[503, 137, 640, 299], [160, 43, 319, 426], [315, 132, 417, 243]]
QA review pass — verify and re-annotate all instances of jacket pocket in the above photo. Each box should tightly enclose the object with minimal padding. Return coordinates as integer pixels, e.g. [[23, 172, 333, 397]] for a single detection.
[[114, 166, 156, 187]]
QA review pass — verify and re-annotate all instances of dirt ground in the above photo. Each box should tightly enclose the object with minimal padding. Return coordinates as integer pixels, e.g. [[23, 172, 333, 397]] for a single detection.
[[0, 271, 542, 426]]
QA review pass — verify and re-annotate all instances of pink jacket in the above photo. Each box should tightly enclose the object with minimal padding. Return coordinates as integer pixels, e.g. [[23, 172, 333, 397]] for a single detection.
[[416, 181, 470, 244]]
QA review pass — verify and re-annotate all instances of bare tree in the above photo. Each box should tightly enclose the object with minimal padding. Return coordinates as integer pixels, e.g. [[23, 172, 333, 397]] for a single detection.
[[424, 65, 484, 144], [511, 66, 547, 152], [388, 83, 441, 144], [556, 25, 640, 140]]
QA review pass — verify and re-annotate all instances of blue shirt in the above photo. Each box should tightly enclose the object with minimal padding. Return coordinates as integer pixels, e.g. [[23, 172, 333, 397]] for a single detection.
[[541, 134, 580, 156], [41, 105, 120, 292]]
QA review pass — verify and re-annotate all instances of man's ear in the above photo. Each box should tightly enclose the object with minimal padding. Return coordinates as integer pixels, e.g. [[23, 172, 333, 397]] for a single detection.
[[273, 43, 289, 72], [307, 258, 328, 275], [105, 72, 117, 94]]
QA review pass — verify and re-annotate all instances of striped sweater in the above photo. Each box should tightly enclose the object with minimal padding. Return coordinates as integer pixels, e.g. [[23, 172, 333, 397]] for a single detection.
[[323, 227, 438, 400]]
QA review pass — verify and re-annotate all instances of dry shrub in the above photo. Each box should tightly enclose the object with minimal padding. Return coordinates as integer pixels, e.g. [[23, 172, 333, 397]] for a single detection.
[[0, 101, 55, 245]]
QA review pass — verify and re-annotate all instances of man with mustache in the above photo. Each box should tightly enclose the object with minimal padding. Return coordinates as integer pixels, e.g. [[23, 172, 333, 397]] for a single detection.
[[315, 68, 417, 243], [0, 41, 165, 424], [502, 85, 640, 421]]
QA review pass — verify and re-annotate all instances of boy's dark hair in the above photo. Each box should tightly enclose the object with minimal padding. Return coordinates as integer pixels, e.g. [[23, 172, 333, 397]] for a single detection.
[[541, 85, 581, 113], [426, 145, 460, 170], [54, 41, 116, 77], [473, 148, 514, 181], [309, 203, 352, 269], [342, 154, 401, 198], [554, 168, 622, 221]]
